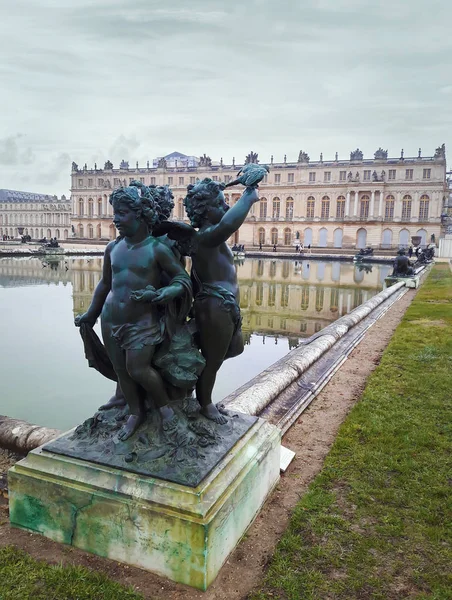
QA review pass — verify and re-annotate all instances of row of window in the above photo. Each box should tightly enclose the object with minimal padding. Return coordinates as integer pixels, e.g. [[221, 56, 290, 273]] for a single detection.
[[78, 175, 235, 188], [0, 214, 70, 225], [0, 228, 69, 239], [0, 204, 70, 211], [257, 195, 429, 221], [77, 168, 434, 189], [256, 226, 428, 248], [255, 283, 358, 314], [171, 194, 432, 221]]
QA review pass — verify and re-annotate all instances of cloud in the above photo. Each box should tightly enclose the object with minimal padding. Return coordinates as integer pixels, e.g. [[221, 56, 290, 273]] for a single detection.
[[0, 0, 450, 197], [0, 135, 35, 166]]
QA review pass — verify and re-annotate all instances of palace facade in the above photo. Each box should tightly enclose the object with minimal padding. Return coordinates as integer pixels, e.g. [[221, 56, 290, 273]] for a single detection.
[[0, 189, 72, 240], [70, 146, 447, 248]]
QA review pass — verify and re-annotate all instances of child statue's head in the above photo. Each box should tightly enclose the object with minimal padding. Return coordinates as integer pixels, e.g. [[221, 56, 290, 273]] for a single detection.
[[110, 185, 159, 235], [184, 178, 229, 228]]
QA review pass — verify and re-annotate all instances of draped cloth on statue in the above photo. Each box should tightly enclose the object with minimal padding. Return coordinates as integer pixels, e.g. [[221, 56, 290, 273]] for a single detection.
[[78, 274, 205, 389]]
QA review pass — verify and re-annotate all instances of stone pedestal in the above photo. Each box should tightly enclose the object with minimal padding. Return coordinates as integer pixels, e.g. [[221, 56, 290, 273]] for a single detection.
[[9, 418, 280, 590]]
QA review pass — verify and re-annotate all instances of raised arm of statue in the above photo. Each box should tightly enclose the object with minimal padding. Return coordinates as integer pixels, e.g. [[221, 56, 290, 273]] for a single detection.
[[200, 187, 259, 248]]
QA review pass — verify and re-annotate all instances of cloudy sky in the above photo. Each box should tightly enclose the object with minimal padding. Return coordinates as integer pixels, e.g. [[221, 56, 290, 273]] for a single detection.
[[1, 0, 451, 196]]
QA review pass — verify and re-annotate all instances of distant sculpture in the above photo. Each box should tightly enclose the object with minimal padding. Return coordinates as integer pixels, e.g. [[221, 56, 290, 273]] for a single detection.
[[392, 249, 414, 277], [434, 143, 446, 159], [156, 179, 260, 424], [374, 148, 388, 160], [75, 186, 196, 441], [347, 171, 353, 182], [355, 172, 360, 181], [244, 151, 259, 164], [416, 245, 435, 265], [104, 160, 113, 170], [157, 158, 167, 168], [381, 170, 386, 181], [350, 149, 363, 161], [297, 150, 310, 163], [199, 154, 212, 167], [71, 161, 79, 172], [372, 170, 378, 181], [120, 159, 129, 169]]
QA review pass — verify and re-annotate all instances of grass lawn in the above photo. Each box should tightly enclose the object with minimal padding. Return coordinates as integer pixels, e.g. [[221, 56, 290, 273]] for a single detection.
[[0, 546, 145, 600], [250, 263, 452, 600]]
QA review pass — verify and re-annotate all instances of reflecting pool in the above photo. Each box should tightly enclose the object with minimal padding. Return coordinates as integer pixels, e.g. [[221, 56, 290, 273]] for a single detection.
[[0, 256, 391, 430]]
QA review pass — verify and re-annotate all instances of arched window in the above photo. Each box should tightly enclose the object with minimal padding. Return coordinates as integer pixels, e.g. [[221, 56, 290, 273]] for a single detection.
[[36, 228, 39, 238], [47, 228, 51, 238], [64, 229, 68, 239], [318, 227, 328, 247], [315, 288, 324, 312], [399, 229, 410, 247], [78, 198, 84, 216], [88, 224, 94, 239], [360, 195, 370, 218], [88, 198, 94, 217], [285, 197, 294, 220], [402, 195, 412, 220], [97, 224, 102, 238], [55, 229, 60, 239], [416, 228, 427, 246], [333, 228, 343, 248], [419, 195, 429, 220], [258, 227, 265, 245], [259, 198, 267, 220], [336, 196, 345, 219], [300, 285, 309, 310], [321, 196, 330, 219], [268, 284, 276, 307], [281, 284, 289, 307], [306, 196, 315, 219], [178, 198, 184, 219], [255, 282, 263, 306], [381, 228, 392, 248], [304, 227, 313, 246], [272, 197, 280, 220], [78, 224, 84, 237], [330, 289, 339, 313], [271, 228, 278, 245], [385, 195, 395, 221], [98, 198, 103, 216], [356, 228, 367, 248], [284, 227, 292, 245], [109, 224, 116, 240]]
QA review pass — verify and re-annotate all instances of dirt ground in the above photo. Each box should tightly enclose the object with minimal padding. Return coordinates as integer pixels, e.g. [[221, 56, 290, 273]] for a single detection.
[[0, 288, 415, 600]]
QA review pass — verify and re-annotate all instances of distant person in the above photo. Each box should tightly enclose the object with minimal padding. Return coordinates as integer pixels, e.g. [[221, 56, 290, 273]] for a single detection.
[[408, 246, 413, 258], [273, 244, 277, 252], [308, 243, 311, 254], [300, 243, 304, 253], [259, 242, 262, 251]]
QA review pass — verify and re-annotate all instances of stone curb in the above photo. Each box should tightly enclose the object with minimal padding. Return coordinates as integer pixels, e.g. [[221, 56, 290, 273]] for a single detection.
[[0, 416, 61, 454], [223, 280, 406, 416]]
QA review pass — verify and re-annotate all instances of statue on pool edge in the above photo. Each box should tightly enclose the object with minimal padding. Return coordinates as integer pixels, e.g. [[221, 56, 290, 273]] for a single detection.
[[74, 180, 260, 442]]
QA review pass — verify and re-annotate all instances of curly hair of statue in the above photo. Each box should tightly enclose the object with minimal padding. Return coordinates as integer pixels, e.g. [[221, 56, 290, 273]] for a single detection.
[[184, 178, 228, 228], [109, 186, 159, 231]]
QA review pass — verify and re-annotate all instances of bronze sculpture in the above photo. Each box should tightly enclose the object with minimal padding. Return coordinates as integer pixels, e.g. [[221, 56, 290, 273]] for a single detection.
[[156, 179, 260, 424], [75, 186, 193, 441]]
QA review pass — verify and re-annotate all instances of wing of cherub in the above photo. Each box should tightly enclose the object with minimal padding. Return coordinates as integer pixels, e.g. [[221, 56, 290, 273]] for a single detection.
[[153, 220, 198, 256]]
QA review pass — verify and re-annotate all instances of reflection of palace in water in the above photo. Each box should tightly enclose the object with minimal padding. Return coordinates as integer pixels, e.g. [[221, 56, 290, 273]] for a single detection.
[[0, 257, 392, 343], [69, 257, 392, 344], [0, 257, 71, 287], [237, 258, 391, 343]]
